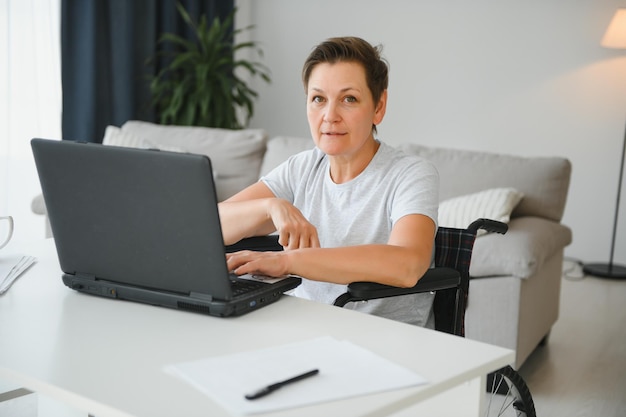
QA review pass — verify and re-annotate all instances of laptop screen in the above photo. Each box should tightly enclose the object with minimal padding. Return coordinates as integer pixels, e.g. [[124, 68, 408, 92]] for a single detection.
[[31, 139, 233, 300]]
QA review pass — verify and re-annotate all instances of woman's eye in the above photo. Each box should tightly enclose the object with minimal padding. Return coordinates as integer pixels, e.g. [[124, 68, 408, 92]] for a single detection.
[[344, 96, 357, 103], [312, 96, 324, 103]]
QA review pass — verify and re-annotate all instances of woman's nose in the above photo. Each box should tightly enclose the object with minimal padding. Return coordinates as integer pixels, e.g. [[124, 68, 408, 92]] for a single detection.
[[323, 101, 340, 123]]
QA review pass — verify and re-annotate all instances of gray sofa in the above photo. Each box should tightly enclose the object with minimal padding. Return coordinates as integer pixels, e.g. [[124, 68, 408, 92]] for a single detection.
[[32, 121, 572, 368]]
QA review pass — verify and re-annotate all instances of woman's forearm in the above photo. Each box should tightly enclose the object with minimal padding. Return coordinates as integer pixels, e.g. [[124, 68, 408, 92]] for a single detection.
[[218, 199, 275, 245], [284, 244, 432, 287]]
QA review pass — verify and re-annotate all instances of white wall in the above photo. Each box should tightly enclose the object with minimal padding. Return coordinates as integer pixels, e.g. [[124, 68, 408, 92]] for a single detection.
[[236, 0, 626, 266]]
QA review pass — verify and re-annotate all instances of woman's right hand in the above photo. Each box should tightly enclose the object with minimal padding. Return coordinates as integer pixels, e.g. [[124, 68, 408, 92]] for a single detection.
[[267, 198, 320, 250]]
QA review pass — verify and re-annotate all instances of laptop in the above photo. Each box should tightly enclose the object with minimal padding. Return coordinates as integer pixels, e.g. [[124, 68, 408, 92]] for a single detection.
[[31, 138, 301, 317]]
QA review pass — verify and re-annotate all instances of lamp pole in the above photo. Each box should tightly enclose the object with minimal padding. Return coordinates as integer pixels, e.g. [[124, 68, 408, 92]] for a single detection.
[[583, 121, 626, 278], [583, 9, 626, 279]]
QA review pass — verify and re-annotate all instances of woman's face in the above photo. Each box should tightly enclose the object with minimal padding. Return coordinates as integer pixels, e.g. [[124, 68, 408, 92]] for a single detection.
[[306, 61, 386, 159]]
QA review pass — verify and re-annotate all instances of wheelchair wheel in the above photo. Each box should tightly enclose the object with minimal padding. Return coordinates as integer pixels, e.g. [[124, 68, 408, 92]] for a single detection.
[[484, 365, 536, 417]]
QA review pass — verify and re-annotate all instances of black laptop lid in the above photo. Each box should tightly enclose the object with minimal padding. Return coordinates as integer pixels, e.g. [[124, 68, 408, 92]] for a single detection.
[[31, 138, 233, 300]]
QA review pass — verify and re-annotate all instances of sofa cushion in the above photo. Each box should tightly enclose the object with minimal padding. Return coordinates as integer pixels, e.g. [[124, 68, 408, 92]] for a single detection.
[[438, 188, 523, 233], [259, 136, 315, 177], [398, 144, 571, 222], [104, 121, 267, 201], [470, 216, 572, 278]]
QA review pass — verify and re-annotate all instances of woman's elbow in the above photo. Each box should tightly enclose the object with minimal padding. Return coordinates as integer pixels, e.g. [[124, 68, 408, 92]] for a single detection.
[[395, 261, 429, 288]]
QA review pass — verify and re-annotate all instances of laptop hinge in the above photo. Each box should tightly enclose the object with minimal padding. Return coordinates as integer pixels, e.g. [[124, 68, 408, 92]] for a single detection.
[[189, 292, 213, 302]]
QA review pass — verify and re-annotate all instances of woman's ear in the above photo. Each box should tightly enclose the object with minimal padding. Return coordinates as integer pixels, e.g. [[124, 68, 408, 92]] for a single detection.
[[373, 89, 388, 126]]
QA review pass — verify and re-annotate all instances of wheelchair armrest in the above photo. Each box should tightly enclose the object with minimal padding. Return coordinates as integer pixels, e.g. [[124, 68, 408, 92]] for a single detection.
[[225, 235, 283, 253], [343, 267, 460, 301], [467, 218, 508, 235]]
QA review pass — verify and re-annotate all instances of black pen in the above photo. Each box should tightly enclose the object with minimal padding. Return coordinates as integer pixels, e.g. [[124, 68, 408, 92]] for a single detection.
[[244, 369, 319, 400]]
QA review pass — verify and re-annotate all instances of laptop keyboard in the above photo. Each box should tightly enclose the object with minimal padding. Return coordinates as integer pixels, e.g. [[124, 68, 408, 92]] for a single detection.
[[230, 278, 266, 297]]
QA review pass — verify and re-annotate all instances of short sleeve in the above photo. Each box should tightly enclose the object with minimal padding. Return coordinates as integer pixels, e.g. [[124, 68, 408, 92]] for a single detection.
[[389, 156, 439, 228]]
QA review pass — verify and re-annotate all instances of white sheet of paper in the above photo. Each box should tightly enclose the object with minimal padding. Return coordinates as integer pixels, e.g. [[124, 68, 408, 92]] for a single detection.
[[164, 336, 428, 415], [0, 254, 37, 295]]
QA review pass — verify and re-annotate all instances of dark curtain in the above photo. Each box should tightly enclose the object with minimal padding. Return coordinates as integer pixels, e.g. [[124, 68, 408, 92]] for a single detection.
[[61, 0, 234, 143]]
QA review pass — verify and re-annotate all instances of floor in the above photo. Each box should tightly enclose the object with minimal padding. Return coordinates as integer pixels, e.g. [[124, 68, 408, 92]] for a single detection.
[[518, 260, 626, 417]]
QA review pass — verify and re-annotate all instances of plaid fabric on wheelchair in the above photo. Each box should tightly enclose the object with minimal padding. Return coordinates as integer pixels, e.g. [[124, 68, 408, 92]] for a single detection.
[[432, 227, 478, 336]]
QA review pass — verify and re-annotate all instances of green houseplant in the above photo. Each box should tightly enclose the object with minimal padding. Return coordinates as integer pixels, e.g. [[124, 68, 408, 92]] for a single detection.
[[148, 4, 271, 129]]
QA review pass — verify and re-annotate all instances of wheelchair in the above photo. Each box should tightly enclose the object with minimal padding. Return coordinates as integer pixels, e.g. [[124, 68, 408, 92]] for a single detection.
[[228, 218, 536, 417], [332, 218, 536, 417]]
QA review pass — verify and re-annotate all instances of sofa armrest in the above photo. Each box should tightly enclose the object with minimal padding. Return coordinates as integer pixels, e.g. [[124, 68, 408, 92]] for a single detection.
[[470, 216, 572, 278]]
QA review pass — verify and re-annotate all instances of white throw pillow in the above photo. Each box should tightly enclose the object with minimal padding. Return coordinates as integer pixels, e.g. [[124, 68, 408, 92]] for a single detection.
[[102, 125, 145, 148], [438, 188, 524, 234]]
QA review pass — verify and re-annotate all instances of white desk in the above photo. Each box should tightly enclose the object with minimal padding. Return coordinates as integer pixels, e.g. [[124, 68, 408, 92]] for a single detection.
[[0, 240, 513, 417]]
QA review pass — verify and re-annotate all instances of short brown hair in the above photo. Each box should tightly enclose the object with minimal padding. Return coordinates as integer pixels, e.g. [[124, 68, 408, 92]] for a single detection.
[[302, 37, 389, 107]]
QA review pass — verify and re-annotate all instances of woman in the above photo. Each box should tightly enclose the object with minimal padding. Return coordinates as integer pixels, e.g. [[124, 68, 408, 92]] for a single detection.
[[219, 37, 439, 327]]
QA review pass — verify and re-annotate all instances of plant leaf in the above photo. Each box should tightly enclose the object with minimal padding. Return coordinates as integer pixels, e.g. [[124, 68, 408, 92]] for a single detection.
[[147, 3, 270, 129]]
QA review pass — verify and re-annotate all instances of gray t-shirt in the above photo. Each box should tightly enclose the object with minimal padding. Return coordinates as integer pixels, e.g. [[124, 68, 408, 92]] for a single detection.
[[261, 141, 439, 327]]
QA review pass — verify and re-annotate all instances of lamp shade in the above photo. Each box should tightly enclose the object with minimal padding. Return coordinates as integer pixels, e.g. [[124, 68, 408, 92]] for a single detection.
[[602, 9, 626, 49]]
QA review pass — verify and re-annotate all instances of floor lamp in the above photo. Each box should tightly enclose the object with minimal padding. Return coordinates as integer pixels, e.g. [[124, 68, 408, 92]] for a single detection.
[[583, 9, 626, 279]]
